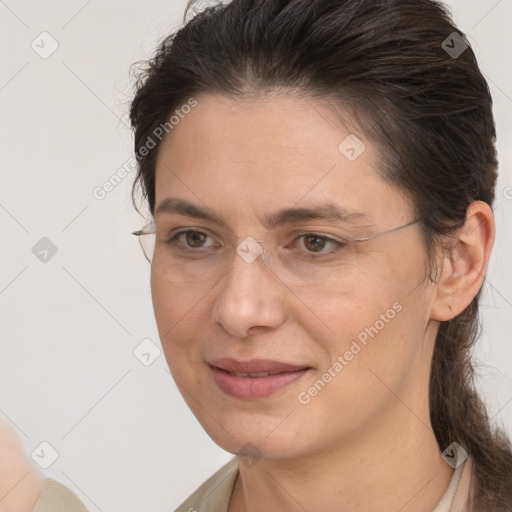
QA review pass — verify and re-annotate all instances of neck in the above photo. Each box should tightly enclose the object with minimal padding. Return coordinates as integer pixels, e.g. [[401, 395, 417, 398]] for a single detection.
[[229, 402, 454, 512]]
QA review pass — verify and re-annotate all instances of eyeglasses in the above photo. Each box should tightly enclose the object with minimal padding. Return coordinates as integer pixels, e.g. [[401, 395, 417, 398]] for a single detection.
[[132, 218, 423, 288]]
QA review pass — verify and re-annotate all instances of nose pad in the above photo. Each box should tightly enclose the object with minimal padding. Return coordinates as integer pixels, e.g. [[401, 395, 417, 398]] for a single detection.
[[259, 249, 271, 266], [257, 248, 279, 280]]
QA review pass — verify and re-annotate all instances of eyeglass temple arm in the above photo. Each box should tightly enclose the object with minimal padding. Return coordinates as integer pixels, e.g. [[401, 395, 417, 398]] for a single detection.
[[354, 218, 423, 242], [132, 221, 156, 237]]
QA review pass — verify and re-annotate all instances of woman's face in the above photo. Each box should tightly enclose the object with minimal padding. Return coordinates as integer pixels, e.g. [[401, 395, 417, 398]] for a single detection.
[[151, 92, 438, 459]]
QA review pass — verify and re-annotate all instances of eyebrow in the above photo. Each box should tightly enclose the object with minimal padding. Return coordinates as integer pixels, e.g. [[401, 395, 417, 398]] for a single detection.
[[155, 197, 372, 230]]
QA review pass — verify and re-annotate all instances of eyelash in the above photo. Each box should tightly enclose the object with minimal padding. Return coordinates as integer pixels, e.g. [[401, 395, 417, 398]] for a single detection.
[[167, 229, 346, 255]]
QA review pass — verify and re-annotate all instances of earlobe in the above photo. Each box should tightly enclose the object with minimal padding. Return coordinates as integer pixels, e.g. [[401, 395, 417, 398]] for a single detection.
[[430, 201, 495, 322]]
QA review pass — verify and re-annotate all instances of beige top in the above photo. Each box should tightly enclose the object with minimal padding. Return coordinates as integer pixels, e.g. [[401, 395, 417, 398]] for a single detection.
[[32, 478, 89, 512], [31, 454, 474, 511], [173, 455, 474, 512]]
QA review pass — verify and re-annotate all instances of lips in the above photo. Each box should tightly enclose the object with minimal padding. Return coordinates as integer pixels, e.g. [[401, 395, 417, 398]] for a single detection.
[[209, 358, 311, 400]]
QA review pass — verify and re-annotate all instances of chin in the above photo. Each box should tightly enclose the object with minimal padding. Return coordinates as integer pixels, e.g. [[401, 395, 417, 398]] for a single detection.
[[195, 411, 312, 460]]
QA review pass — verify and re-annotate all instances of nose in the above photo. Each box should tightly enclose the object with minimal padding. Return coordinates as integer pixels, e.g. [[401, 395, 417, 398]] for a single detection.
[[212, 248, 287, 339]]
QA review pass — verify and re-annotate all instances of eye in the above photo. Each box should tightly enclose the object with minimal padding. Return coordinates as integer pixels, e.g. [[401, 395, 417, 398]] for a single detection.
[[170, 230, 217, 250], [293, 233, 346, 254]]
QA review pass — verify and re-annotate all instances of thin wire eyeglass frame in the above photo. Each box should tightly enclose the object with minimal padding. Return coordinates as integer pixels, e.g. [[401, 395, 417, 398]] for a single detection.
[[132, 218, 424, 264]]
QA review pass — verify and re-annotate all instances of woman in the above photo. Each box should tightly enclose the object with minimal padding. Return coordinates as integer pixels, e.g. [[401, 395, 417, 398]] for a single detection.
[[131, 0, 512, 510]]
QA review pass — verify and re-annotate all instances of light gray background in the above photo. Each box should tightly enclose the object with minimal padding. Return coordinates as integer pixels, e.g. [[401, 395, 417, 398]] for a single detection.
[[0, 1, 511, 510]]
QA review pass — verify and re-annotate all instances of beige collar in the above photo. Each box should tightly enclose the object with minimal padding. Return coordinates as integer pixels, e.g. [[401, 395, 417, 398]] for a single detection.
[[174, 453, 474, 512]]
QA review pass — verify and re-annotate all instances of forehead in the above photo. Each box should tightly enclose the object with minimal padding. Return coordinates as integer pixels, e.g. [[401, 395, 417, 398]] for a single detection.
[[153, 92, 412, 226]]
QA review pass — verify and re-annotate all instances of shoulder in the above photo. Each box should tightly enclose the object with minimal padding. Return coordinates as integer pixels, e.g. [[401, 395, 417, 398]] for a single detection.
[[172, 457, 239, 512], [32, 479, 89, 512]]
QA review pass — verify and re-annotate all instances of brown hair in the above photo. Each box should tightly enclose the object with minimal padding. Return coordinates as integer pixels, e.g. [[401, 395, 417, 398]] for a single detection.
[[129, 0, 512, 508]]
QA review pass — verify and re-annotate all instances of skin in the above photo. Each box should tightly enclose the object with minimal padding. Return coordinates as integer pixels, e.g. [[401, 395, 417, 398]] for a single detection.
[[151, 92, 494, 512], [0, 421, 43, 512]]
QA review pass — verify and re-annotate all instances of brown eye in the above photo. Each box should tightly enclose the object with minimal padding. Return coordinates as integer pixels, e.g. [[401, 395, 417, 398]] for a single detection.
[[303, 234, 327, 252], [184, 231, 208, 248], [292, 233, 346, 255]]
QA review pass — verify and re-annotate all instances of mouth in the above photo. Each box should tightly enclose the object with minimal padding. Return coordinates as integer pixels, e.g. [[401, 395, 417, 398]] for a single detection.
[[223, 370, 291, 377], [208, 358, 312, 400]]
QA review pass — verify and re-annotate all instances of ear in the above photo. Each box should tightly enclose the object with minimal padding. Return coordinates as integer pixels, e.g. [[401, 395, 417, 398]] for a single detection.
[[430, 200, 495, 322]]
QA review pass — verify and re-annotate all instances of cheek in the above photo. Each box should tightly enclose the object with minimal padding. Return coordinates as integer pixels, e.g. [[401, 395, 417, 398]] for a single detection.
[[150, 270, 205, 362], [292, 304, 419, 445], [293, 264, 402, 342], [296, 259, 426, 387]]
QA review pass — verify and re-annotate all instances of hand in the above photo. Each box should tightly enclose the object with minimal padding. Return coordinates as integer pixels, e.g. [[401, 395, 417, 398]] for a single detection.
[[0, 420, 43, 512]]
